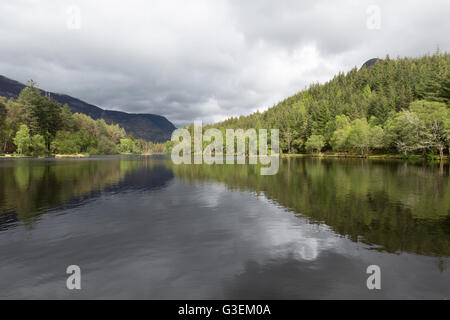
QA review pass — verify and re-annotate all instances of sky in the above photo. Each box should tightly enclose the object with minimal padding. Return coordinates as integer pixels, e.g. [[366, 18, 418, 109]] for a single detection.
[[0, 0, 449, 127]]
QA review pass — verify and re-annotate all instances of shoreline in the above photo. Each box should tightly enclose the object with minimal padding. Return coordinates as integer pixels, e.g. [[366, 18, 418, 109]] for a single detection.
[[0, 153, 167, 159], [282, 153, 449, 161], [1, 153, 448, 162]]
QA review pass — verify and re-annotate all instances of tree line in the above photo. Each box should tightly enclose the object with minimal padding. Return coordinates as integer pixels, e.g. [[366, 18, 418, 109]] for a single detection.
[[208, 51, 450, 159], [0, 83, 166, 156]]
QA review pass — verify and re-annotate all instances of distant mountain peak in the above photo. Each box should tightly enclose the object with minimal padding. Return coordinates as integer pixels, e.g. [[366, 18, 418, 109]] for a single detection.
[[0, 75, 176, 142], [361, 58, 382, 69]]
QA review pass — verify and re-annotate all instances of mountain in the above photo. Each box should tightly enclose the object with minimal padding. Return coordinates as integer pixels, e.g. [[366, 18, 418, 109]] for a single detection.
[[361, 58, 381, 68], [0, 75, 176, 142]]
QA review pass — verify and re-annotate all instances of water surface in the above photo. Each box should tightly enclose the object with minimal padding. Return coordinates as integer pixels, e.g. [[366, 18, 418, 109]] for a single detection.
[[0, 156, 449, 299]]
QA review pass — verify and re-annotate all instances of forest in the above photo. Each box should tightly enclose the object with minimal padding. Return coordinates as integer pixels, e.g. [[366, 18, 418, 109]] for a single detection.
[[207, 51, 450, 159], [0, 82, 166, 156]]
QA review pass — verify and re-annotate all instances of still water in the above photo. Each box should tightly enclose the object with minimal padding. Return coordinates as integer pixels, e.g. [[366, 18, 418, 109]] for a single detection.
[[0, 156, 448, 299]]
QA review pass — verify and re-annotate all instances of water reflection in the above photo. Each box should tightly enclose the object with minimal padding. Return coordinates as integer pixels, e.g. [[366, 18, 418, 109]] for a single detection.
[[172, 158, 450, 257], [0, 156, 448, 299], [1, 156, 449, 257], [0, 156, 173, 228]]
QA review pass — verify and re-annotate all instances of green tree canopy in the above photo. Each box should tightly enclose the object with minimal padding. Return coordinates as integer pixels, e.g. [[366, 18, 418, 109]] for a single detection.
[[13, 124, 32, 155], [305, 135, 325, 154]]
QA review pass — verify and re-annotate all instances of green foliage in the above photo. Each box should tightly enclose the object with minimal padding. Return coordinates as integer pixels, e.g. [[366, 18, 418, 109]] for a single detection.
[[369, 125, 385, 150], [291, 137, 304, 153], [31, 134, 47, 156], [75, 129, 97, 153], [330, 115, 351, 151], [164, 140, 176, 154], [330, 126, 351, 152], [0, 101, 12, 153], [0, 101, 6, 128], [346, 120, 369, 155], [384, 100, 449, 157], [410, 100, 449, 158], [384, 110, 428, 156], [17, 86, 62, 147], [330, 117, 384, 155], [51, 131, 80, 154], [119, 138, 134, 153], [445, 116, 450, 146], [305, 135, 325, 153], [1, 85, 155, 156], [97, 136, 117, 155], [0, 118, 15, 153], [60, 104, 76, 131], [13, 124, 32, 155]]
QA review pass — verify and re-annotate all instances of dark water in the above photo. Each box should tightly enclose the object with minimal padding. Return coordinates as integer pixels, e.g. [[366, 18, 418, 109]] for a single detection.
[[0, 155, 449, 299]]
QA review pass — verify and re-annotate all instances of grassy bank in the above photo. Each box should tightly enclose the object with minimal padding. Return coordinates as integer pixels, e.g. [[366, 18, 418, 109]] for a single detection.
[[55, 154, 89, 159], [0, 154, 32, 159]]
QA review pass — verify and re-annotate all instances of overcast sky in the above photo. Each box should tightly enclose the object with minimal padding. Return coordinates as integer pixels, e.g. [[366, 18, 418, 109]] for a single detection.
[[0, 0, 449, 126]]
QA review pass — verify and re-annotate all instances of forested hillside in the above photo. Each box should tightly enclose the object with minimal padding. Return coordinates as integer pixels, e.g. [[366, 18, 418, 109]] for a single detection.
[[209, 52, 450, 158], [0, 75, 176, 142], [0, 85, 165, 156]]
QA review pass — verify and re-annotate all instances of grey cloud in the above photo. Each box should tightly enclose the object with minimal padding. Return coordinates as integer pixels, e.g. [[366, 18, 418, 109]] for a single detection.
[[0, 0, 449, 127]]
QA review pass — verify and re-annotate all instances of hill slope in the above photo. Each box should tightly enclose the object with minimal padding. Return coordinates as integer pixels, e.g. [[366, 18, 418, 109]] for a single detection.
[[209, 53, 450, 154], [0, 75, 176, 142]]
